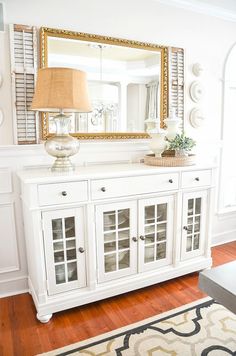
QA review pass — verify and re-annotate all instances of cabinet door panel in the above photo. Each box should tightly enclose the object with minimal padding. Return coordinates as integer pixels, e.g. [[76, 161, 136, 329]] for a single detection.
[[42, 208, 86, 295], [96, 201, 137, 282], [139, 195, 174, 272], [181, 190, 207, 260]]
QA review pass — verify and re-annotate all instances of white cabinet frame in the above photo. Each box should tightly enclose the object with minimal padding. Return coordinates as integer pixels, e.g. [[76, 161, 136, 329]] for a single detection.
[[18, 164, 215, 322], [181, 190, 208, 261], [96, 200, 137, 283], [42, 207, 86, 295], [138, 195, 174, 272]]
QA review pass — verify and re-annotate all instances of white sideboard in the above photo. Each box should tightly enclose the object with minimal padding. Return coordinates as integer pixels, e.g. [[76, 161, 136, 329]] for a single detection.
[[18, 163, 215, 323]]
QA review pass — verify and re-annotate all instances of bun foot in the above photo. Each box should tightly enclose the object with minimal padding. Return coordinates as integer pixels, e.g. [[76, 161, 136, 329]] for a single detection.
[[36, 313, 52, 323]]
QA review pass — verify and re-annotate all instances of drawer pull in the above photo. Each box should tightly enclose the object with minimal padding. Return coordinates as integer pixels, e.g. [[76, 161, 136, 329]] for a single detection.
[[101, 187, 106, 192], [78, 247, 85, 253], [132, 237, 138, 242], [139, 235, 145, 241], [61, 191, 67, 196], [169, 179, 173, 184], [195, 177, 200, 181]]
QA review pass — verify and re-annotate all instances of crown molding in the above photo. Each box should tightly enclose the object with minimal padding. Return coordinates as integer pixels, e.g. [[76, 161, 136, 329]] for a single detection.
[[157, 0, 236, 22]]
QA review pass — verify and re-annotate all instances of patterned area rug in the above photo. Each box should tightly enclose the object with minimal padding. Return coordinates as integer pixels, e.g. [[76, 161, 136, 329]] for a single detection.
[[40, 297, 236, 356]]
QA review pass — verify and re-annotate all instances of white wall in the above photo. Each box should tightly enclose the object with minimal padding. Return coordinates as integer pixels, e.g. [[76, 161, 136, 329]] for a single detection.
[[0, 0, 236, 296], [1, 0, 236, 140]]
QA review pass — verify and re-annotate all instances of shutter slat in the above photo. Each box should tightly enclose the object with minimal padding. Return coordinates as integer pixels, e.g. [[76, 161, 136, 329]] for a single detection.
[[10, 24, 38, 144], [171, 48, 184, 130]]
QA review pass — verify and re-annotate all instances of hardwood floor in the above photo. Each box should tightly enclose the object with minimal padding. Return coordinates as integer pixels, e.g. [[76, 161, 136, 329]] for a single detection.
[[1, 241, 236, 356]]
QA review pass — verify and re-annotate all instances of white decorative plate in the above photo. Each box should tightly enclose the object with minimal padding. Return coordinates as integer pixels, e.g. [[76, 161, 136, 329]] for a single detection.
[[192, 63, 203, 77], [189, 108, 205, 128], [189, 81, 203, 103]]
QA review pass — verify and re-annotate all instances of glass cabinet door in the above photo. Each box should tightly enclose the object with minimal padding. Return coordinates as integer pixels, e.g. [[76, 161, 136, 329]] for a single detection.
[[96, 201, 137, 282], [42, 208, 86, 295], [138, 195, 174, 272], [181, 190, 207, 260]]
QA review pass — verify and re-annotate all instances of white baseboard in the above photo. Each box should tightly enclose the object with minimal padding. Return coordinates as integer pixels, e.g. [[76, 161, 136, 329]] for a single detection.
[[211, 230, 236, 247], [0, 275, 28, 298]]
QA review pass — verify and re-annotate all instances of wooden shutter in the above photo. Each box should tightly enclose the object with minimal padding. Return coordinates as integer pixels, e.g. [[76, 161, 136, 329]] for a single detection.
[[9, 24, 38, 144], [170, 47, 184, 130]]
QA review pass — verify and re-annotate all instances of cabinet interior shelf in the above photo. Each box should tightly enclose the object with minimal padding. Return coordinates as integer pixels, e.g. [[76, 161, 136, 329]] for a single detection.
[[54, 258, 77, 265], [188, 213, 201, 218], [54, 247, 76, 252], [104, 237, 130, 243], [104, 249, 129, 255], [104, 227, 130, 234], [144, 220, 167, 226]]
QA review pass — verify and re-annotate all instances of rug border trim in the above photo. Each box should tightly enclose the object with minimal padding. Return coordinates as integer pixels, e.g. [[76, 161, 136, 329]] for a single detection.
[[37, 296, 212, 355]]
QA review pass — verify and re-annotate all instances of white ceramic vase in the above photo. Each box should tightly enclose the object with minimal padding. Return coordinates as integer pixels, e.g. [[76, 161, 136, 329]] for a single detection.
[[149, 130, 167, 157], [164, 109, 181, 140]]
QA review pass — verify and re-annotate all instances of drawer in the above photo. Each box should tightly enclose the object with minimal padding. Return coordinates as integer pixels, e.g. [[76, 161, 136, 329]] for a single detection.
[[38, 181, 88, 206], [181, 170, 212, 189], [91, 173, 179, 200]]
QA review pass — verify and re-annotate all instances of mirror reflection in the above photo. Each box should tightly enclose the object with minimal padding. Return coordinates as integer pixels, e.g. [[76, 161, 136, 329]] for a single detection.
[[47, 36, 162, 134]]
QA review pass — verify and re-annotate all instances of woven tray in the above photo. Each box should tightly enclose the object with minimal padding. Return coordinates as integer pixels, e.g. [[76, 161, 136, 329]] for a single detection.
[[144, 154, 196, 167]]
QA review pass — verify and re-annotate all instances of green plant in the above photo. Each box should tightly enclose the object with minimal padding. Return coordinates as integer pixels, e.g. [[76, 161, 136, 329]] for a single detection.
[[167, 133, 196, 152]]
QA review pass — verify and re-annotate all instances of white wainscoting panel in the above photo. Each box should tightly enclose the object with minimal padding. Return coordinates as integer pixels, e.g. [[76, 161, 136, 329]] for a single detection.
[[0, 167, 12, 193], [0, 203, 19, 273]]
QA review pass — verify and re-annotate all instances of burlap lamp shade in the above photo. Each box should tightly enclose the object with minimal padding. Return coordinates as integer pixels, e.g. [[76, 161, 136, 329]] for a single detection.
[[31, 67, 92, 112], [31, 67, 91, 172]]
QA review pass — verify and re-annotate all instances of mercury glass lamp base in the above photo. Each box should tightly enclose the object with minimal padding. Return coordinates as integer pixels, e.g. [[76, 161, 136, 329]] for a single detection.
[[44, 114, 80, 173], [51, 157, 75, 172]]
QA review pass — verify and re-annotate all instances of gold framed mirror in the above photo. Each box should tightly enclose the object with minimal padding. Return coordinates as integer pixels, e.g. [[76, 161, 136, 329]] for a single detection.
[[40, 27, 169, 140]]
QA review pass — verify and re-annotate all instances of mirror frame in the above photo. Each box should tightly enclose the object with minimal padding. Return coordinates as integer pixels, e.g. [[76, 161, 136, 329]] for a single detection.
[[40, 27, 169, 140]]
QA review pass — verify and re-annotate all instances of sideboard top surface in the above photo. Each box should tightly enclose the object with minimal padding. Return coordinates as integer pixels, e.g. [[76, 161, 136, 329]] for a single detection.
[[17, 162, 217, 185]]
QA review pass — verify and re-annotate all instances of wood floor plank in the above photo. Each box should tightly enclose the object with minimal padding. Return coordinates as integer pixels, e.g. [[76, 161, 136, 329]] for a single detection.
[[0, 241, 235, 356]]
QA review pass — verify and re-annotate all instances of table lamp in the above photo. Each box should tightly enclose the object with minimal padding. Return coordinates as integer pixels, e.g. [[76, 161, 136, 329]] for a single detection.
[[31, 67, 91, 172]]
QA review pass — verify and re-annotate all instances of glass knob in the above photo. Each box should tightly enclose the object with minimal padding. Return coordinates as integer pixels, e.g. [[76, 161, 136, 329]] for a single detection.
[[139, 235, 145, 241], [61, 191, 67, 196], [78, 247, 85, 253], [101, 187, 106, 192], [169, 179, 173, 183], [132, 237, 138, 242]]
